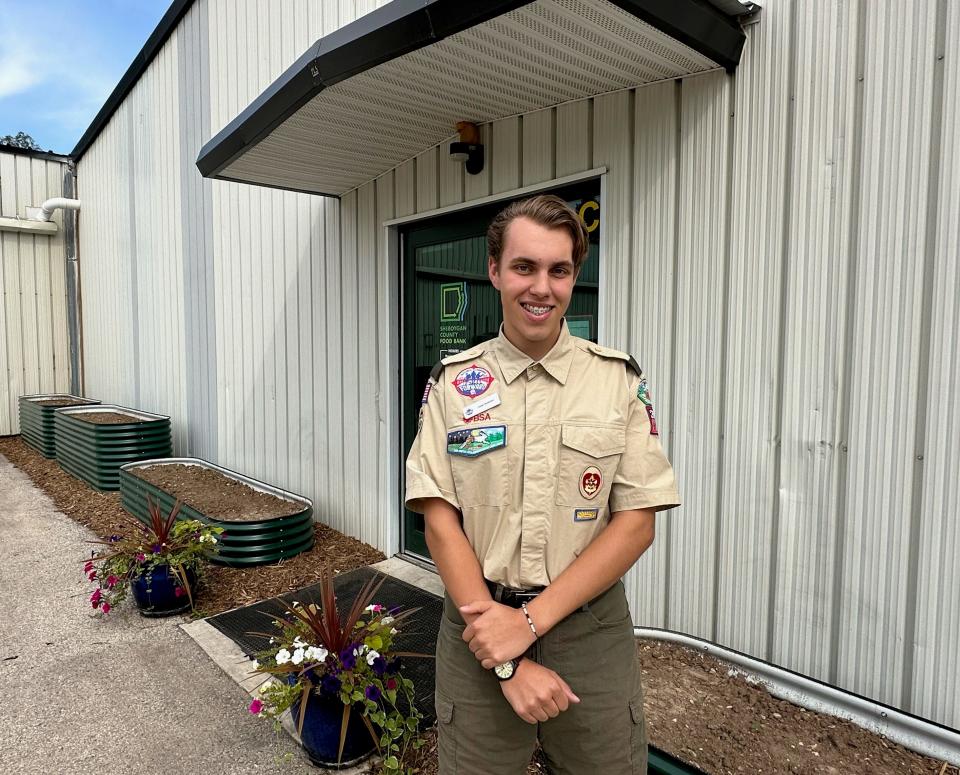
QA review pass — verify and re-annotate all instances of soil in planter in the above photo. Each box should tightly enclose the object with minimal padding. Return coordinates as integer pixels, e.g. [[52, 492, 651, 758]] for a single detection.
[[0, 435, 954, 775], [131, 463, 303, 521], [32, 398, 95, 407], [72, 411, 142, 424]]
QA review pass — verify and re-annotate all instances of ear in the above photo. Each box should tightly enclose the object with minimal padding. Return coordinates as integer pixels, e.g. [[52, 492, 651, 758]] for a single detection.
[[488, 255, 501, 290]]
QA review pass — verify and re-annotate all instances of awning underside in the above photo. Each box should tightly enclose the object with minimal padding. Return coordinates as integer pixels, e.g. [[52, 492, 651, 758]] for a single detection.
[[198, 0, 746, 197]]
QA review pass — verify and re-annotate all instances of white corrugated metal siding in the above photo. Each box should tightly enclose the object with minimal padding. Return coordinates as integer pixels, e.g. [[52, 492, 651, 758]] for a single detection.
[[0, 151, 72, 435], [73, 0, 959, 727]]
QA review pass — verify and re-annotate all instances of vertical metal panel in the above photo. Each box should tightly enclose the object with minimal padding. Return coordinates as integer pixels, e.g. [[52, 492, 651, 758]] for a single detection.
[[438, 134, 464, 208], [837, 1, 938, 709], [339, 189, 360, 537], [357, 182, 379, 546], [395, 159, 416, 217], [556, 100, 591, 177], [622, 80, 677, 629], [775, 0, 859, 679], [415, 147, 438, 213], [715, 0, 791, 657], [910, 0, 958, 728], [0, 151, 68, 433], [463, 122, 492, 202], [667, 71, 729, 639], [492, 116, 521, 194], [522, 107, 555, 185]]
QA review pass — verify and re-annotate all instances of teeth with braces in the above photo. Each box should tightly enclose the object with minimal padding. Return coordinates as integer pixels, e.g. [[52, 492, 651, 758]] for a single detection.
[[523, 304, 551, 315]]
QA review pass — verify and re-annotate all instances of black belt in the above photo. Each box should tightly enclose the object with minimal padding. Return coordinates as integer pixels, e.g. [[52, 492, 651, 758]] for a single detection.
[[485, 579, 545, 608]]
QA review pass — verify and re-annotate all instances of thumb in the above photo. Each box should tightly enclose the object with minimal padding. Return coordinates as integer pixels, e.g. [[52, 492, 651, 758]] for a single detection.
[[459, 599, 494, 615]]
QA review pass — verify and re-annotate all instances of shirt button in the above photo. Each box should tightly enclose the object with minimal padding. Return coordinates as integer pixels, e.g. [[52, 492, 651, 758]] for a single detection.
[[527, 365, 540, 379]]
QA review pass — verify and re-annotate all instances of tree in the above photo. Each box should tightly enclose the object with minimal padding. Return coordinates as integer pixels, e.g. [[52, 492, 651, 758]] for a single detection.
[[0, 132, 42, 151]]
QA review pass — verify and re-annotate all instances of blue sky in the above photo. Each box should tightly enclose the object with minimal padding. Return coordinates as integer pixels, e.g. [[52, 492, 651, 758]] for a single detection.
[[0, 0, 170, 154]]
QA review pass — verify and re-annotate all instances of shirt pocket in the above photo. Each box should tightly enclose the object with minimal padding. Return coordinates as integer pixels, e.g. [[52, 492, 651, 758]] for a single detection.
[[555, 423, 626, 506], [447, 435, 511, 507]]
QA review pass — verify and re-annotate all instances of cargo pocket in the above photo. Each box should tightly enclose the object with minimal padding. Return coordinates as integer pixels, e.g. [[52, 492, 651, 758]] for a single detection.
[[556, 423, 626, 506], [435, 694, 458, 774], [629, 691, 648, 774]]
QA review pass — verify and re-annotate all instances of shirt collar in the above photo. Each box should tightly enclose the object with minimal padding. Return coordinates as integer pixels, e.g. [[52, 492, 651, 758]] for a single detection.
[[493, 320, 575, 385]]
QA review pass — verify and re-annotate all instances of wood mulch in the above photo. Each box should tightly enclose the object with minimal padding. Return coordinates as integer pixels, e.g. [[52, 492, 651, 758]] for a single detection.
[[0, 434, 954, 775], [68, 411, 141, 424]]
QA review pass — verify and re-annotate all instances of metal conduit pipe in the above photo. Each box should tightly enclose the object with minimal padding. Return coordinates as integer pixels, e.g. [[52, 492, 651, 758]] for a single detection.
[[635, 628, 960, 766], [31, 196, 81, 222], [62, 165, 83, 395]]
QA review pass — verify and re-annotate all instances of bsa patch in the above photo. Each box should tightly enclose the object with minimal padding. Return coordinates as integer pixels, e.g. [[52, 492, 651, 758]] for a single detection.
[[574, 508, 599, 522], [464, 411, 491, 424], [447, 425, 506, 457], [579, 466, 602, 500], [452, 365, 494, 398]]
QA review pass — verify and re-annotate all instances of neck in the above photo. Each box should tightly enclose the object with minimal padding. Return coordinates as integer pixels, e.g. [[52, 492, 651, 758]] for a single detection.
[[502, 323, 561, 361]]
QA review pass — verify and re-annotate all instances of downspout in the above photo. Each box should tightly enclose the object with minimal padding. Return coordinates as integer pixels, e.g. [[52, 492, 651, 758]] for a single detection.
[[62, 165, 84, 395]]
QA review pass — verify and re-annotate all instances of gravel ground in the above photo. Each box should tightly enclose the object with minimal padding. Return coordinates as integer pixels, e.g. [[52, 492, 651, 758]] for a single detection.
[[0, 453, 317, 775]]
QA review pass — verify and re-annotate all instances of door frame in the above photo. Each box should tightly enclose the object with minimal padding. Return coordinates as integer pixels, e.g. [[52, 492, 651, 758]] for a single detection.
[[383, 166, 609, 563]]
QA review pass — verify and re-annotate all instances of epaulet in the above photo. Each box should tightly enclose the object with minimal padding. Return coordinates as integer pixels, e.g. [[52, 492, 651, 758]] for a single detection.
[[582, 341, 642, 377], [429, 344, 487, 382]]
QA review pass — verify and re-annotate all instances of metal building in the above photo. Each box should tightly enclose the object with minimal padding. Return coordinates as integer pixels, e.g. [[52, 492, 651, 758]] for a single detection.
[[2, 0, 957, 737]]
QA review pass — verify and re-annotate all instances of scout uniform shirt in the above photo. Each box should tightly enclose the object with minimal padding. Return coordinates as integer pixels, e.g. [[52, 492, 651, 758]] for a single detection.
[[405, 321, 681, 589]]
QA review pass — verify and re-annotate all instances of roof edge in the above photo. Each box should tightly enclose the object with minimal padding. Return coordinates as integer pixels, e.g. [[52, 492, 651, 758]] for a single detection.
[[0, 144, 72, 163], [70, 0, 196, 162]]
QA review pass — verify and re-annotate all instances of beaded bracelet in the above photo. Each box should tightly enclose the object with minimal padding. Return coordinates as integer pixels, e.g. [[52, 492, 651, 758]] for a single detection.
[[520, 601, 539, 638]]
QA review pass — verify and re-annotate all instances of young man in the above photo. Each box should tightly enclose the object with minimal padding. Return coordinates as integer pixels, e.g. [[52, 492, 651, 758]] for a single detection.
[[405, 195, 681, 774]]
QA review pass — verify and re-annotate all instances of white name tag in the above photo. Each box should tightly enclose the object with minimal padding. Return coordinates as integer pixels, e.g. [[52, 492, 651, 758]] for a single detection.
[[463, 392, 501, 419]]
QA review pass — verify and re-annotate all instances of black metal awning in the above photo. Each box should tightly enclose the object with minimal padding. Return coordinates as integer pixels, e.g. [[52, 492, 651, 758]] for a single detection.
[[196, 0, 747, 197]]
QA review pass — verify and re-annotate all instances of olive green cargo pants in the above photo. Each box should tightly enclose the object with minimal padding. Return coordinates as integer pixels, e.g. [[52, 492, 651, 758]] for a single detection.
[[434, 581, 647, 774]]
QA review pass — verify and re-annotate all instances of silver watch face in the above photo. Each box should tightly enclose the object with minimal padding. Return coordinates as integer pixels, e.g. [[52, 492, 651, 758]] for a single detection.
[[494, 660, 516, 680]]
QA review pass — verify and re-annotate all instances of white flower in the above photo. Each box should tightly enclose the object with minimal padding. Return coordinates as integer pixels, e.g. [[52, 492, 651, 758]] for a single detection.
[[269, 637, 275, 644], [390, 628, 398, 635], [305, 646, 328, 662], [381, 616, 394, 625], [251, 660, 260, 670], [365, 649, 380, 666], [365, 604, 376, 612], [210, 536, 217, 544], [275, 648, 292, 665], [259, 682, 272, 694], [292, 636, 306, 649], [291, 648, 305, 666]]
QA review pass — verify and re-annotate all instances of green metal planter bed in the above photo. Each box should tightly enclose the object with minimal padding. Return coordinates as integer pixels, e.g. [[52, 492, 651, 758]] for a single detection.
[[119, 458, 315, 567], [54, 405, 172, 491], [18, 394, 101, 458]]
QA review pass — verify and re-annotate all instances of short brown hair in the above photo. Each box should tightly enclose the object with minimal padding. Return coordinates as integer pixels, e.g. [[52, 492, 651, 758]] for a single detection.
[[487, 194, 589, 271]]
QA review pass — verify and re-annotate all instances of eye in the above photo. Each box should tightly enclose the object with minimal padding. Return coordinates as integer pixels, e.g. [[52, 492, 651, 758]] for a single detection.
[[551, 266, 572, 276], [514, 263, 532, 274]]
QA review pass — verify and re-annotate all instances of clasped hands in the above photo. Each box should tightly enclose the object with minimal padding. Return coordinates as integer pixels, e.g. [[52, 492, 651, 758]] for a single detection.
[[459, 599, 580, 724]]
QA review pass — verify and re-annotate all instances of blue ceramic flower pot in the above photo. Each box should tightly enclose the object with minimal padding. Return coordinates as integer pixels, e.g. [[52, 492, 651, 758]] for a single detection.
[[131, 565, 196, 617], [292, 690, 376, 769]]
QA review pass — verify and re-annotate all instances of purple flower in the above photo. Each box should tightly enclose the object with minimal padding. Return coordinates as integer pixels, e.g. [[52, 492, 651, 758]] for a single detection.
[[321, 674, 341, 695], [151, 543, 163, 554], [339, 647, 357, 670], [364, 685, 381, 702], [372, 656, 387, 677], [386, 657, 401, 674], [109, 535, 120, 543]]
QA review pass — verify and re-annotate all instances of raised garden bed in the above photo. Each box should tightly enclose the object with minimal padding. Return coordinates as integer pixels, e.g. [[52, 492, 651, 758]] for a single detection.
[[54, 405, 171, 491], [18, 394, 101, 458], [119, 458, 315, 567]]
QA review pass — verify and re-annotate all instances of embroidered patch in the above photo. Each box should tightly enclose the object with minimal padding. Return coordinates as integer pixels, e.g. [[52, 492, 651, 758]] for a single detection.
[[447, 426, 506, 457], [574, 508, 599, 522], [421, 378, 434, 406], [646, 404, 659, 436], [579, 466, 602, 500], [452, 365, 494, 398], [464, 411, 492, 424], [417, 408, 425, 433]]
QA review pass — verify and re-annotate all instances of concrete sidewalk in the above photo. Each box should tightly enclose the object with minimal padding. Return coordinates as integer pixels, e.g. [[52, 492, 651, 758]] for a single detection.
[[0, 453, 316, 775]]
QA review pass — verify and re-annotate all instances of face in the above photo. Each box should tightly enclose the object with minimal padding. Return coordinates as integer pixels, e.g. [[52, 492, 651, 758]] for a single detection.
[[488, 216, 577, 360]]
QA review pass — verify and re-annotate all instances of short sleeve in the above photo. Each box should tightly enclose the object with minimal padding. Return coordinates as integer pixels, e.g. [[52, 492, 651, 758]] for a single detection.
[[608, 369, 681, 513], [404, 376, 461, 514]]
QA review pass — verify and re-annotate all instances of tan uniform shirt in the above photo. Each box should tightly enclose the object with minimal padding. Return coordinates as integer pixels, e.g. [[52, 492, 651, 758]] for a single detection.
[[405, 321, 681, 589]]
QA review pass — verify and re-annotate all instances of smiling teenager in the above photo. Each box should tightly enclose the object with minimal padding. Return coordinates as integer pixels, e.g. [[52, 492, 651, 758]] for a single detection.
[[405, 194, 681, 774]]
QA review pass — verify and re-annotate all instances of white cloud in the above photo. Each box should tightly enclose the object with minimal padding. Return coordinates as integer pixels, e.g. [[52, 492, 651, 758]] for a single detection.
[[0, 35, 42, 99]]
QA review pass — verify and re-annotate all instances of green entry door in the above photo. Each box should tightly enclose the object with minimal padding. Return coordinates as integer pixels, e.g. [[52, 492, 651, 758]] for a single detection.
[[400, 182, 601, 560]]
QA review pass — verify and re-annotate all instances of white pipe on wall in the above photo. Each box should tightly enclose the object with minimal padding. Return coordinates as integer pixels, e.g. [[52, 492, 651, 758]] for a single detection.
[[31, 197, 81, 222]]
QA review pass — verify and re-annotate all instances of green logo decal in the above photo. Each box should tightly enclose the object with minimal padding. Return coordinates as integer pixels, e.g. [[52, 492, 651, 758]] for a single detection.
[[440, 282, 468, 322]]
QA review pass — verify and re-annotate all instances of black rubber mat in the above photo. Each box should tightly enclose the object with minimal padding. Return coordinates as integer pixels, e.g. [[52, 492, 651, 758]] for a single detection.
[[205, 566, 442, 725]]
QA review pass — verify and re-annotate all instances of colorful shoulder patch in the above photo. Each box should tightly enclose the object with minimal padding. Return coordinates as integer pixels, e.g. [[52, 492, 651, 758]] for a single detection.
[[452, 364, 494, 398], [447, 426, 506, 457], [637, 377, 658, 436]]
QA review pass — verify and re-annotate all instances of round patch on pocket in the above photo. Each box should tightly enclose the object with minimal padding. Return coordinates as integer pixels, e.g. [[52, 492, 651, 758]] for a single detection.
[[579, 466, 602, 499]]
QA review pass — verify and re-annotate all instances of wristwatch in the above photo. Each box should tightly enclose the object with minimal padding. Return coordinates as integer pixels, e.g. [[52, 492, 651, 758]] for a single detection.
[[493, 658, 520, 681]]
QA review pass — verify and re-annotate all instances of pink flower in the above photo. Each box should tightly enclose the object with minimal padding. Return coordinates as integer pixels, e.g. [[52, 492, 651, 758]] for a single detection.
[[249, 699, 263, 715], [386, 678, 397, 691], [174, 587, 184, 598], [87, 571, 96, 581], [90, 589, 102, 605], [106, 575, 118, 588], [83, 561, 94, 573], [136, 553, 146, 563], [101, 602, 111, 614]]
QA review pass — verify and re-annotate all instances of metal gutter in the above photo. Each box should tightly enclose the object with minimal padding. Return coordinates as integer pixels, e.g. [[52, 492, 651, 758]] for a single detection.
[[70, 0, 196, 163], [636, 628, 960, 766], [195, 0, 745, 182], [0, 144, 72, 163]]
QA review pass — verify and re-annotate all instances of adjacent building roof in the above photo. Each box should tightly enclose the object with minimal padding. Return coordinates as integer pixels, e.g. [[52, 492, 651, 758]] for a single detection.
[[196, 0, 747, 197]]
